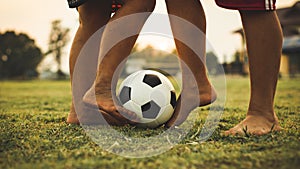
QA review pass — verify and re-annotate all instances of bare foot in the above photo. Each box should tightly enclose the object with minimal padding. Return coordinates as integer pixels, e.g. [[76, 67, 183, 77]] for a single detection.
[[66, 103, 80, 124], [83, 82, 118, 113], [82, 82, 138, 125], [224, 113, 282, 136], [198, 81, 217, 107], [166, 81, 217, 127]]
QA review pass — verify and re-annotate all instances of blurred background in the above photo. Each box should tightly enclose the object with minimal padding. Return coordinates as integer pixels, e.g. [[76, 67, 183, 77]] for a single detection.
[[0, 0, 299, 80]]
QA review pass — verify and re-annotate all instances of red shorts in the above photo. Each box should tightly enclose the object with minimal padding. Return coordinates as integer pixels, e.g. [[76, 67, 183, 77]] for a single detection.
[[215, 0, 276, 10]]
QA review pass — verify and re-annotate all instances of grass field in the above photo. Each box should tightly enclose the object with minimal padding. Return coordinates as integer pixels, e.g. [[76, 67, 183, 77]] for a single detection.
[[0, 77, 299, 169]]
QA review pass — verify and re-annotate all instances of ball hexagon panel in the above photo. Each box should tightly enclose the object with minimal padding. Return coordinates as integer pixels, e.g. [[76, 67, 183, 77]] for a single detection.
[[130, 81, 153, 105], [149, 86, 170, 107], [155, 104, 174, 125], [119, 71, 139, 89], [123, 100, 142, 114], [141, 100, 161, 119]]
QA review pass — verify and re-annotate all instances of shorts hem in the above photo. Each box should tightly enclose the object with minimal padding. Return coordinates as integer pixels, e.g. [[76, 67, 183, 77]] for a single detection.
[[215, 0, 276, 11], [216, 4, 276, 11], [68, 0, 87, 8]]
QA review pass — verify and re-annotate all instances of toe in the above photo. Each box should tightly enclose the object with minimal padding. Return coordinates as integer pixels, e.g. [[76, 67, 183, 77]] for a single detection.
[[224, 126, 244, 136], [223, 130, 230, 136], [66, 113, 80, 124], [116, 106, 139, 124]]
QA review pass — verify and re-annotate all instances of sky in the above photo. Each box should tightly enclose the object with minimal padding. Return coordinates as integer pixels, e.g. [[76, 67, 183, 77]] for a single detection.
[[0, 0, 298, 73]]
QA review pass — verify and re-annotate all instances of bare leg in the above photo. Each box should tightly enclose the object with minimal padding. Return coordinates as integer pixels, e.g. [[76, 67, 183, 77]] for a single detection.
[[225, 11, 283, 135], [67, 0, 112, 124], [165, 0, 217, 127], [83, 0, 156, 122]]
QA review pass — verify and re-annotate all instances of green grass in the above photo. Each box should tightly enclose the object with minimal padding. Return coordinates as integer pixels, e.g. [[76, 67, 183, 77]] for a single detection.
[[0, 77, 299, 169]]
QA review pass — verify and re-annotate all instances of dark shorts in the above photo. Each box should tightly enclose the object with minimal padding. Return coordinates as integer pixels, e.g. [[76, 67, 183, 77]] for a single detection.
[[67, 0, 124, 12], [67, 0, 276, 11], [215, 0, 276, 10], [68, 0, 86, 8]]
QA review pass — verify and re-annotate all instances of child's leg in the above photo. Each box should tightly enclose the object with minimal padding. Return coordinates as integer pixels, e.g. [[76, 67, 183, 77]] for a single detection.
[[83, 0, 156, 122], [165, 0, 217, 127], [225, 10, 283, 135], [67, 0, 112, 124]]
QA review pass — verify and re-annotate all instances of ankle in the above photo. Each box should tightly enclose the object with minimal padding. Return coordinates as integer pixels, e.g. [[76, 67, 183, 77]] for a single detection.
[[247, 109, 278, 123]]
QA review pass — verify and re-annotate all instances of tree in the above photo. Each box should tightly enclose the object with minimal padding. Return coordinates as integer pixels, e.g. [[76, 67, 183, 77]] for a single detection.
[[45, 20, 70, 79], [0, 31, 43, 79]]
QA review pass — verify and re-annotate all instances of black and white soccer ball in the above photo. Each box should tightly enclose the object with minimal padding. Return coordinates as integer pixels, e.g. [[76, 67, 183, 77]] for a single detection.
[[118, 70, 177, 128]]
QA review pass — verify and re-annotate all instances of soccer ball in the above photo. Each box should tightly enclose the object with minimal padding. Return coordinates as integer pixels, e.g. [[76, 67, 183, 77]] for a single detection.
[[118, 70, 177, 128]]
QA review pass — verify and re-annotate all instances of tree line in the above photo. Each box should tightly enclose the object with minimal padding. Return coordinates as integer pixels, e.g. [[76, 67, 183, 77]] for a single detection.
[[0, 19, 225, 79], [0, 20, 69, 79]]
